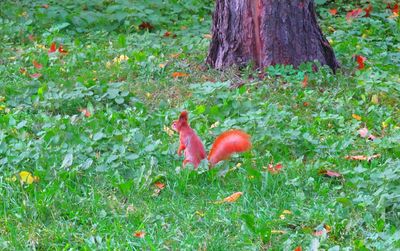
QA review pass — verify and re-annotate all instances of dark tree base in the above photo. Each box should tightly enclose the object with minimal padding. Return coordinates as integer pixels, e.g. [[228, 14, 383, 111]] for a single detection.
[[206, 0, 339, 72]]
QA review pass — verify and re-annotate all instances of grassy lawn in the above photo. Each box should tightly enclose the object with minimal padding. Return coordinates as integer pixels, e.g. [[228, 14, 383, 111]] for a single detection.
[[0, 1, 399, 250]]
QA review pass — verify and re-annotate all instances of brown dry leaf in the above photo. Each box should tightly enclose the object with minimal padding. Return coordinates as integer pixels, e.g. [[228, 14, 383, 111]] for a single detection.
[[352, 114, 362, 121], [345, 154, 381, 161], [203, 34, 212, 39], [169, 53, 181, 59], [215, 192, 243, 204], [134, 231, 145, 238], [319, 169, 342, 178], [171, 72, 189, 78]]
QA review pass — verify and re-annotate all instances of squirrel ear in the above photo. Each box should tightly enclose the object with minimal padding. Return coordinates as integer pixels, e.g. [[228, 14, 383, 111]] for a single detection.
[[179, 111, 188, 121]]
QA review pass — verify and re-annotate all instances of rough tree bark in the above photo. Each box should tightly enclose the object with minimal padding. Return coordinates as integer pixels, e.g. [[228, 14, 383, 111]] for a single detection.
[[206, 0, 339, 71]]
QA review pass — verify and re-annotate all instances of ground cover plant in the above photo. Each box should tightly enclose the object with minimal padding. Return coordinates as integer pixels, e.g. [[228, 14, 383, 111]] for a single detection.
[[0, 0, 399, 249]]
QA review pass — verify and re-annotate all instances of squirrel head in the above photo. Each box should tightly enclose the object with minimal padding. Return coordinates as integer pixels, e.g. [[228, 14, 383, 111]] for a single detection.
[[171, 111, 188, 132]]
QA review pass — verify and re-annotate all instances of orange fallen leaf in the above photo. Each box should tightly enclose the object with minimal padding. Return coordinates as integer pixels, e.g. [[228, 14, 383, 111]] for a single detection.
[[215, 192, 243, 204], [134, 231, 145, 238], [78, 108, 91, 118], [154, 181, 165, 190], [329, 9, 337, 15], [294, 246, 302, 251], [171, 72, 189, 78], [302, 75, 308, 88], [352, 114, 362, 121], [345, 154, 381, 161], [33, 60, 42, 70]]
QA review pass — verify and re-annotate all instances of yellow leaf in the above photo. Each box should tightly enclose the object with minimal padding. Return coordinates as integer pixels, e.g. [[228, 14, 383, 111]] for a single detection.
[[203, 34, 212, 39], [215, 192, 243, 204], [271, 230, 287, 234], [352, 114, 362, 121], [371, 94, 379, 104], [282, 210, 292, 215], [18, 171, 39, 184]]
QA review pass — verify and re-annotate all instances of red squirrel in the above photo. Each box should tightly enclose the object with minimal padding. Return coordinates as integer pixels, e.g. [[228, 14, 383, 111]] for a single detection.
[[171, 111, 251, 168]]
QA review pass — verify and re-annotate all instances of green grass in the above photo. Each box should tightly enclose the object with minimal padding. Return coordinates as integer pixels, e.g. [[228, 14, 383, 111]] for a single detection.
[[1, 0, 400, 250]]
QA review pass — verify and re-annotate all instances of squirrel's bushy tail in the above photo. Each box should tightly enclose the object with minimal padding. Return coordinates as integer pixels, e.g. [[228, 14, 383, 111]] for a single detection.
[[208, 129, 251, 166]]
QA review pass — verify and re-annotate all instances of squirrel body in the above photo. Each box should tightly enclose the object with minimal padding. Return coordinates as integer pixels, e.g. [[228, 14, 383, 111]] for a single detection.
[[172, 111, 251, 168]]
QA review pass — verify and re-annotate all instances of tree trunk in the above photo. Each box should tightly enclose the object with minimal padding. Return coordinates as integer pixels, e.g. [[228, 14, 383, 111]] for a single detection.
[[206, 0, 339, 72]]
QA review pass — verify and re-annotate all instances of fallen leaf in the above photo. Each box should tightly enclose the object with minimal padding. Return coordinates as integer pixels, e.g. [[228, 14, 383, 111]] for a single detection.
[[266, 163, 283, 174], [48, 42, 57, 53], [319, 169, 342, 178], [364, 5, 372, 17], [371, 94, 379, 104], [19, 171, 40, 184], [41, 4, 49, 8], [169, 53, 181, 58], [358, 127, 369, 138], [313, 224, 331, 236], [28, 34, 35, 41], [58, 45, 68, 54], [294, 246, 302, 251], [302, 75, 308, 88], [303, 102, 310, 107], [345, 154, 381, 161], [79, 108, 91, 117], [271, 230, 287, 234], [33, 60, 42, 70], [139, 22, 154, 30], [20, 68, 27, 75], [282, 210, 292, 215], [346, 8, 363, 20], [203, 34, 212, 39], [388, 4, 398, 15], [329, 9, 337, 15], [134, 231, 145, 238], [171, 72, 189, 78], [30, 73, 42, 79], [352, 114, 362, 121], [355, 55, 366, 70], [215, 192, 243, 204], [154, 181, 165, 190]]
